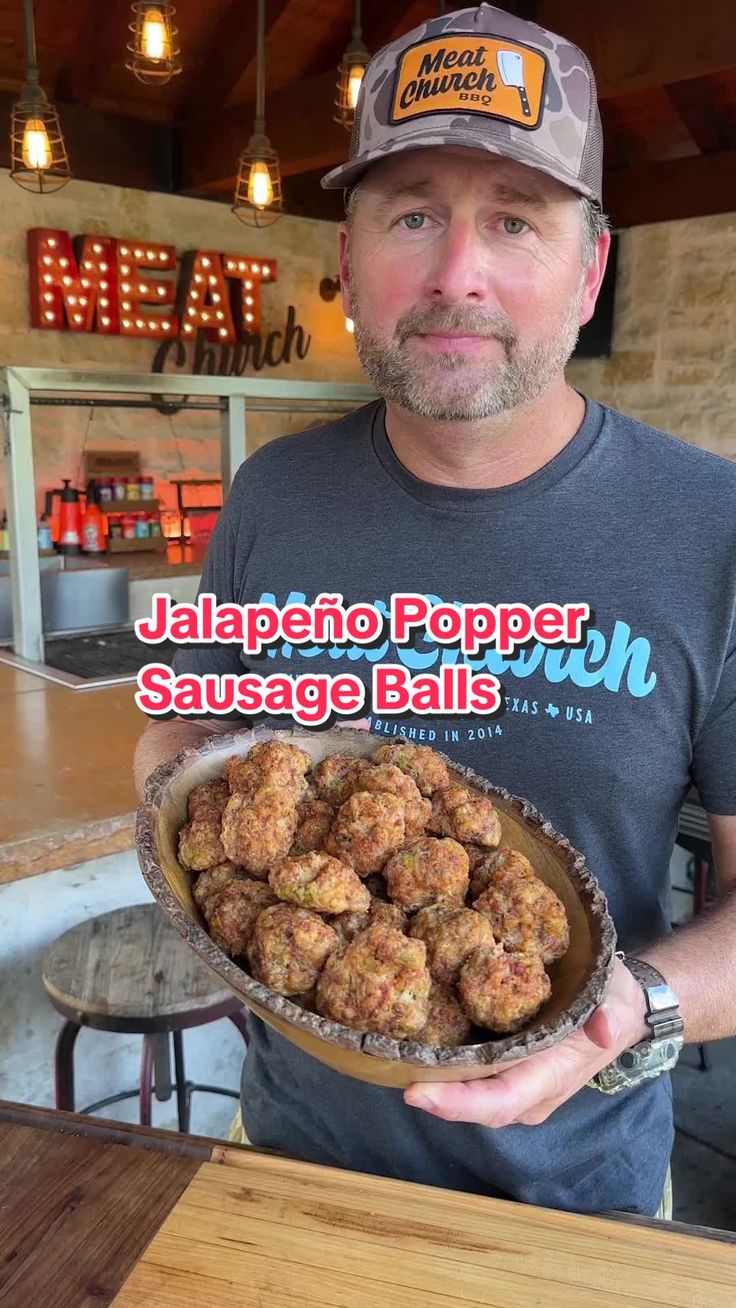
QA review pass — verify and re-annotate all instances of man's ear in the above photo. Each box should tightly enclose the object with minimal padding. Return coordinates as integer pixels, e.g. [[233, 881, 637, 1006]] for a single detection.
[[338, 223, 352, 319], [579, 231, 611, 327]]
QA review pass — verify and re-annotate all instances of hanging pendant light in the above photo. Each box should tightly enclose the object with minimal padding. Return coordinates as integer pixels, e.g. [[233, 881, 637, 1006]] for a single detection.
[[126, 3, 181, 85], [10, 0, 71, 193], [335, 0, 369, 131], [233, 0, 282, 227]]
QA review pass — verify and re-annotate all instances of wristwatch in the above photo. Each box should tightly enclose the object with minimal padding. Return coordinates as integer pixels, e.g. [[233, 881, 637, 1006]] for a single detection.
[[589, 955, 684, 1095]]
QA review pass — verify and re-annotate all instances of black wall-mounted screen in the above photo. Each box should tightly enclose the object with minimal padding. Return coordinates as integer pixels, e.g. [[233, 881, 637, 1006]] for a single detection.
[[572, 233, 619, 360]]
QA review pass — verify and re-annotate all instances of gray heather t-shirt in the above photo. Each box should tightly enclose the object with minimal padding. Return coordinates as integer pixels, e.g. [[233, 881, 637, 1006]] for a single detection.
[[172, 396, 736, 1216]]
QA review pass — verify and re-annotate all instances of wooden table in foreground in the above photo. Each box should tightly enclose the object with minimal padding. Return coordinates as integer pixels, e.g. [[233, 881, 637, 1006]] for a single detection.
[[1, 1102, 735, 1308]]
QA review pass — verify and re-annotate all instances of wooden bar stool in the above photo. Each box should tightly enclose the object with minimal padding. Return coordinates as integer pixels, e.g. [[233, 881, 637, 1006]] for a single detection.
[[42, 903, 249, 1132]]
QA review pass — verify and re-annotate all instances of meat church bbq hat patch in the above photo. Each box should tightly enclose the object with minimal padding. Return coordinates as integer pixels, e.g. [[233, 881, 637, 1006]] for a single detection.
[[321, 2, 604, 206]]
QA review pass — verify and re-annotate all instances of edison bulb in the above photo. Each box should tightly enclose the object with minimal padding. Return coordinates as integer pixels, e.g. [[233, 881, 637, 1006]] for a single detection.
[[22, 119, 51, 171], [248, 161, 274, 209], [142, 8, 170, 61], [348, 67, 364, 110]]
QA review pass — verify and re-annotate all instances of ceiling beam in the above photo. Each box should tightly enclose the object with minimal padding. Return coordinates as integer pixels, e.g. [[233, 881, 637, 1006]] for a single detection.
[[53, 1, 127, 105], [536, 0, 736, 99], [604, 149, 736, 227], [180, 0, 736, 195], [180, 0, 292, 122]]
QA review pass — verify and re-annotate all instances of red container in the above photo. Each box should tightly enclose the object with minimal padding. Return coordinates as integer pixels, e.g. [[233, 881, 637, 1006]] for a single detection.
[[121, 513, 136, 540]]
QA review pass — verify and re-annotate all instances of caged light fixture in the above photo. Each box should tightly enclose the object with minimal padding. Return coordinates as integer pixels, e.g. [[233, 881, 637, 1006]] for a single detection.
[[334, 0, 369, 131], [126, 3, 182, 85], [233, 0, 282, 227], [10, 0, 71, 193]]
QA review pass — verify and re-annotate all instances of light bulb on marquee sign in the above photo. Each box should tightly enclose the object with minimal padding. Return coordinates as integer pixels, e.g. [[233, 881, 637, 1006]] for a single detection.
[[27, 228, 277, 341]]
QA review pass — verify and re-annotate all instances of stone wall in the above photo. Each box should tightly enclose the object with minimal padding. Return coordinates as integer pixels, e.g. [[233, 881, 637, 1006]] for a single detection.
[[0, 169, 366, 513], [568, 213, 736, 461]]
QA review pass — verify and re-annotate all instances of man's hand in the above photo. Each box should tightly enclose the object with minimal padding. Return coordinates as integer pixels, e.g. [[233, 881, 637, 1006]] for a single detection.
[[404, 957, 648, 1127]]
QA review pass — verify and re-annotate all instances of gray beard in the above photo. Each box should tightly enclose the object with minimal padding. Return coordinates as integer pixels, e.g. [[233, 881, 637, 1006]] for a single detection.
[[348, 273, 584, 422]]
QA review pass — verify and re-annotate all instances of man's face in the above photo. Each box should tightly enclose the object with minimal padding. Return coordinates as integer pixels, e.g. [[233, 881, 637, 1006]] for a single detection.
[[338, 148, 608, 422]]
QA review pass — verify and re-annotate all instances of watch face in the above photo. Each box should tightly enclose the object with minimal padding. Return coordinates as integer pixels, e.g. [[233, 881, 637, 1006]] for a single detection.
[[592, 1035, 684, 1094]]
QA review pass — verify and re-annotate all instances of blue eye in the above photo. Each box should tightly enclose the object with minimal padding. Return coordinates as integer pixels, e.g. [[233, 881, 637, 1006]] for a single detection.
[[503, 217, 529, 235], [401, 213, 426, 230]]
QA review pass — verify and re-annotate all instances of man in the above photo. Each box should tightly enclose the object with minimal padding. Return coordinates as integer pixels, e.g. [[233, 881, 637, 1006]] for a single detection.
[[135, 4, 736, 1217]]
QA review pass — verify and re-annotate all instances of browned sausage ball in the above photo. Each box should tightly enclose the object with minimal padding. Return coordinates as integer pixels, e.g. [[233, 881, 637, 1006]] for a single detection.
[[248, 904, 339, 995], [187, 778, 229, 821], [269, 851, 371, 915], [192, 861, 244, 914], [409, 905, 497, 984], [316, 925, 431, 1039], [330, 898, 408, 946], [374, 742, 450, 796], [325, 791, 406, 876], [473, 876, 570, 965], [469, 846, 536, 901], [458, 948, 551, 1032], [220, 787, 299, 878], [310, 755, 365, 806], [178, 813, 226, 872], [417, 983, 472, 1047], [207, 879, 278, 955], [384, 837, 469, 911], [353, 762, 432, 840], [290, 798, 334, 855], [429, 786, 502, 847], [225, 740, 310, 801], [248, 739, 311, 779]]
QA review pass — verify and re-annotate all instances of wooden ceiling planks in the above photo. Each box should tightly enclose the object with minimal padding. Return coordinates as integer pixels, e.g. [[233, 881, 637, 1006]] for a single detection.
[[0, 0, 734, 226]]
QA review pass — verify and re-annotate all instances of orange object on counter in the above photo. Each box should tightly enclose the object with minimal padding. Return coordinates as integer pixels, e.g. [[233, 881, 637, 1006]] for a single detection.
[[82, 481, 106, 555]]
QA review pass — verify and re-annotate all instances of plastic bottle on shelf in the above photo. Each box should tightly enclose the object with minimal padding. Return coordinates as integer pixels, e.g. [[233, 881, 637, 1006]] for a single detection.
[[37, 514, 53, 550], [0, 513, 9, 552], [134, 514, 150, 539], [81, 481, 106, 555], [121, 514, 136, 540]]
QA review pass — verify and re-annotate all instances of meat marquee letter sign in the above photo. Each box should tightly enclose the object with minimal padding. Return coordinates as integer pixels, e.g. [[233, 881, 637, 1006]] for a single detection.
[[26, 228, 312, 374]]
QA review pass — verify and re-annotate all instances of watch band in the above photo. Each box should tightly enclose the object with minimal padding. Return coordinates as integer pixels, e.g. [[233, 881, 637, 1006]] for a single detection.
[[622, 956, 684, 1040], [587, 955, 684, 1094]]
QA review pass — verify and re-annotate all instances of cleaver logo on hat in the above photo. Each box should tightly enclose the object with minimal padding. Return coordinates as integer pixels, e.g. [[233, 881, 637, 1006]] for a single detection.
[[390, 36, 546, 130]]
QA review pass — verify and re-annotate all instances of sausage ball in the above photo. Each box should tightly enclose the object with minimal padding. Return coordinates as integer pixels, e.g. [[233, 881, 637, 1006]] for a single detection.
[[409, 905, 497, 985], [220, 787, 299, 878], [429, 785, 502, 847], [269, 851, 371, 916], [192, 861, 243, 914], [290, 797, 334, 855], [473, 876, 570, 965], [316, 925, 431, 1039], [384, 837, 469, 911], [207, 879, 278, 955], [330, 898, 408, 946], [374, 743, 450, 796], [354, 763, 432, 840], [225, 740, 310, 801], [458, 948, 551, 1033], [417, 983, 472, 1047], [325, 791, 406, 876], [469, 846, 536, 901], [310, 755, 365, 807], [187, 778, 229, 821], [248, 904, 339, 995], [178, 813, 226, 872]]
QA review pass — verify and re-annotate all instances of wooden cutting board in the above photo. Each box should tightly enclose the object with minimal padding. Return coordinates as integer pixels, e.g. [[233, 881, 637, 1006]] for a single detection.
[[114, 1148, 736, 1307]]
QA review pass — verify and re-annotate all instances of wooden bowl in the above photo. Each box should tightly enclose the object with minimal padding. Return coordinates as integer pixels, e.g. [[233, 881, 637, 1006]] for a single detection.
[[137, 727, 616, 1089]]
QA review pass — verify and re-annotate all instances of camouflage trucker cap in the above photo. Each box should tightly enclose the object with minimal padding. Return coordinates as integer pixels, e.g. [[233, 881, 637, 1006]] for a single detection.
[[321, 2, 603, 206]]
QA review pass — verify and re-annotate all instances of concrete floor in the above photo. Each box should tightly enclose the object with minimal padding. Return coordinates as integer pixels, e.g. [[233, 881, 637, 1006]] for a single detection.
[[672, 1039, 736, 1230]]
